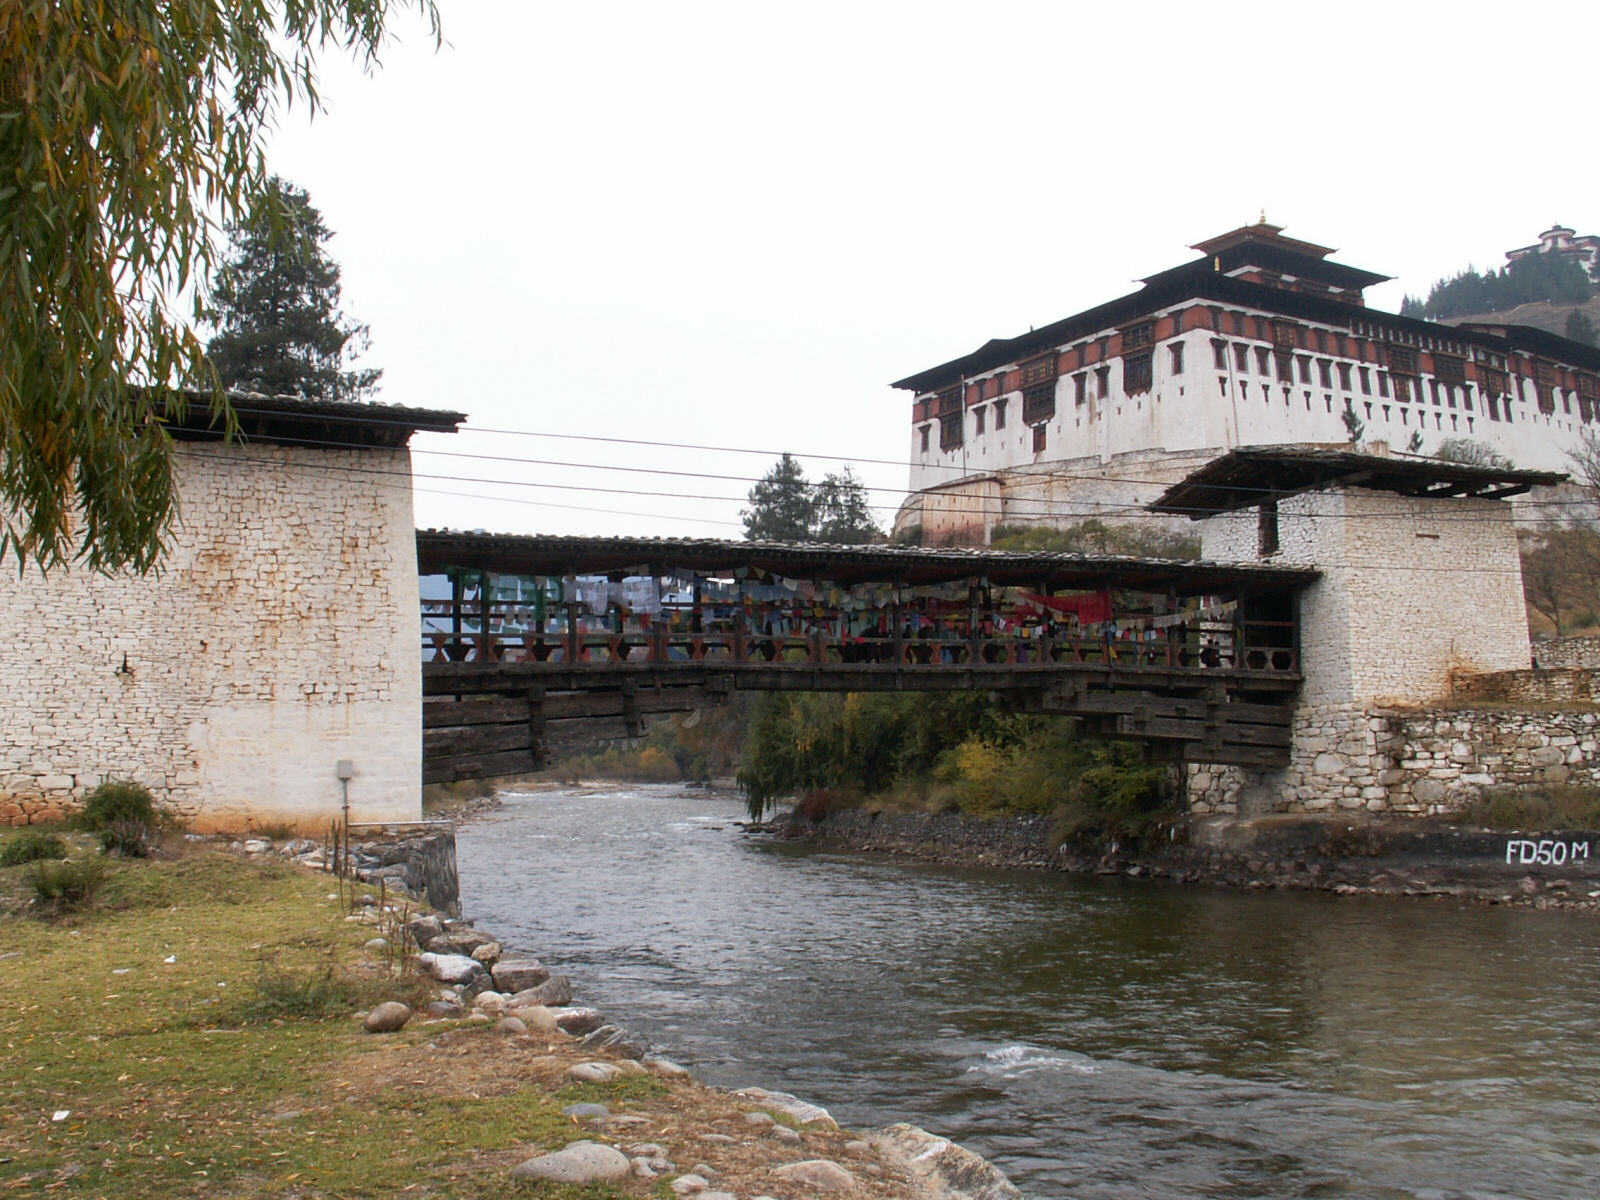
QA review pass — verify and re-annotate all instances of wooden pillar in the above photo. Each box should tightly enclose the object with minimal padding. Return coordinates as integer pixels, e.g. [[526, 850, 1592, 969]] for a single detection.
[[477, 570, 492, 662]]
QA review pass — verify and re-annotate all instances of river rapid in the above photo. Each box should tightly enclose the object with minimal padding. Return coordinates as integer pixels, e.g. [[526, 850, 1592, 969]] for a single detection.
[[456, 785, 1600, 1199]]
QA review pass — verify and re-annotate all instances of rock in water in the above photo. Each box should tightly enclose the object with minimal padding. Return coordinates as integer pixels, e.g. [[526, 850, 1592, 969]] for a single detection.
[[508, 1140, 630, 1184], [869, 1122, 1023, 1200], [491, 957, 550, 993], [770, 1159, 857, 1191], [507, 974, 572, 1008], [363, 1002, 411, 1033], [470, 940, 501, 965]]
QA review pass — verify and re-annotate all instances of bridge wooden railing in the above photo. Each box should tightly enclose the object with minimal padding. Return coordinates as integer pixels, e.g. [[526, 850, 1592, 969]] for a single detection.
[[421, 604, 1299, 676]]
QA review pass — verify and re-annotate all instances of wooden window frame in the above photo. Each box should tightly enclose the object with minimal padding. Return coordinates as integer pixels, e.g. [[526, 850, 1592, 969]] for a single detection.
[[1023, 382, 1056, 425], [1123, 351, 1154, 395]]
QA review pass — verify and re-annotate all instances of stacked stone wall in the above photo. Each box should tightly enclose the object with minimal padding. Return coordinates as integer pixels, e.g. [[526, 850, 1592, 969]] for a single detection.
[[0, 442, 422, 831], [1534, 637, 1600, 670], [1190, 680, 1600, 818]]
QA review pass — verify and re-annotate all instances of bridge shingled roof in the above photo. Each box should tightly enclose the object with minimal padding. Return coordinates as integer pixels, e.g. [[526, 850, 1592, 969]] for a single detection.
[[1148, 446, 1567, 518], [163, 391, 466, 449], [415, 530, 1318, 593]]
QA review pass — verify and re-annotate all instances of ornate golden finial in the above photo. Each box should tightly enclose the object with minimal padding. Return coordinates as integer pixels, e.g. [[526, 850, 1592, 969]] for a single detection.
[[1258, 208, 1268, 225]]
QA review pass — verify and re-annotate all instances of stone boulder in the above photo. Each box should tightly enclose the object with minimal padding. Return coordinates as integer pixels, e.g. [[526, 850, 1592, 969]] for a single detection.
[[405, 915, 445, 949], [869, 1122, 1022, 1199], [491, 957, 550, 993], [771, 1160, 856, 1191], [417, 952, 486, 985], [509, 1140, 630, 1184], [735, 1086, 836, 1127], [362, 1002, 411, 1033], [577, 1024, 649, 1059], [507, 974, 572, 1009], [549, 1006, 605, 1036], [514, 1005, 560, 1035], [426, 930, 494, 956]]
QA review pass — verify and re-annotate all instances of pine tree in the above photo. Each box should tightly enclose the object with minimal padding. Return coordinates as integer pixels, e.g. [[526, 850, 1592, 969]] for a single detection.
[[742, 454, 816, 541], [206, 177, 381, 402], [813, 467, 880, 544], [741, 455, 882, 543]]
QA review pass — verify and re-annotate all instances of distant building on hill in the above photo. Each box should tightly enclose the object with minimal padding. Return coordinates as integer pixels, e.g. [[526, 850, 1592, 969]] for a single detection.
[[891, 220, 1600, 545], [1506, 224, 1600, 283]]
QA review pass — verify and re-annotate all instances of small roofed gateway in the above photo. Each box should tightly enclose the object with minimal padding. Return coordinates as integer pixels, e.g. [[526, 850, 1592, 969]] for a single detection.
[[1150, 446, 1566, 815], [0, 394, 464, 833]]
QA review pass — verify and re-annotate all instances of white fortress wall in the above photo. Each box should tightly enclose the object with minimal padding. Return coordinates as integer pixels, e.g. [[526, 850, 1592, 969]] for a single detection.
[[0, 442, 422, 831], [906, 300, 1594, 542]]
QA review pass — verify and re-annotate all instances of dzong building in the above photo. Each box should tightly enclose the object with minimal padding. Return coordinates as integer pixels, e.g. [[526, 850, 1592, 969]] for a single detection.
[[892, 221, 1600, 544]]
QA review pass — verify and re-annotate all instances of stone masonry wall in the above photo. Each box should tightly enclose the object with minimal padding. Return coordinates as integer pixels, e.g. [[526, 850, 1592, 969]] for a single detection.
[[1534, 637, 1600, 670], [1200, 488, 1531, 707], [1190, 690, 1600, 818], [0, 442, 422, 831]]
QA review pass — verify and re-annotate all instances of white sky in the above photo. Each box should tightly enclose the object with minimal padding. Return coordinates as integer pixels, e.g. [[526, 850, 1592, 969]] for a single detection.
[[265, 0, 1599, 540]]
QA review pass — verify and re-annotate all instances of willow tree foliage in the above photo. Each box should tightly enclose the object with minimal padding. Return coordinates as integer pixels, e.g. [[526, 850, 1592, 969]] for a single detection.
[[0, 0, 438, 574], [207, 176, 381, 402]]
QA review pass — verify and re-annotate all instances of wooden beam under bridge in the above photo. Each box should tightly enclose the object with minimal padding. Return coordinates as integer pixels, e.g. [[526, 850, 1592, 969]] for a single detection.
[[421, 660, 1298, 783]]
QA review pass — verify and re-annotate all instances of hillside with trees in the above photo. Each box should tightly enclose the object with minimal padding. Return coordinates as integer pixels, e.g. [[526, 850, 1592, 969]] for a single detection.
[[1400, 251, 1598, 347]]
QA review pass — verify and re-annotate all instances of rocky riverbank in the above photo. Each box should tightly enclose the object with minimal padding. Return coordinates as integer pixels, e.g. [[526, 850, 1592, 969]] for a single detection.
[[226, 823, 1024, 1199], [771, 807, 1600, 913]]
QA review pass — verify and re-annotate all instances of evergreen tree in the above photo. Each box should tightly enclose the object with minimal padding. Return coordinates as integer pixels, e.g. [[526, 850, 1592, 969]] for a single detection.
[[1565, 309, 1598, 348], [813, 467, 880, 544], [741, 455, 882, 543], [742, 454, 817, 541], [1340, 399, 1364, 445], [206, 177, 381, 401], [1412, 253, 1592, 320]]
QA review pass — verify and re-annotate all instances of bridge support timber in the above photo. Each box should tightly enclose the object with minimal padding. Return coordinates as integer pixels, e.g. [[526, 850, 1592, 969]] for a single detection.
[[421, 661, 1297, 783]]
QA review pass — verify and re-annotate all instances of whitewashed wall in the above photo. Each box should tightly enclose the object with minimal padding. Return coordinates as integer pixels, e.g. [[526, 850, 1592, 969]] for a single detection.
[[1188, 486, 1534, 815], [0, 442, 421, 832], [906, 299, 1594, 543]]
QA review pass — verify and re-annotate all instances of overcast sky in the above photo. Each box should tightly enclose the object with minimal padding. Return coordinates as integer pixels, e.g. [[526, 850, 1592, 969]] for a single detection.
[[266, 0, 1598, 540]]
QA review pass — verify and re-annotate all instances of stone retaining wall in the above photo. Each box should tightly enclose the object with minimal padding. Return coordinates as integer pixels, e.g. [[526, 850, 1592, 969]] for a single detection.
[[1534, 637, 1600, 670], [1189, 695, 1600, 817]]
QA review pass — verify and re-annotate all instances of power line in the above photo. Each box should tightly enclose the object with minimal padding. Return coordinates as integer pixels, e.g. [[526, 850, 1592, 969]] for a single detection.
[[172, 442, 1597, 537], [208, 410, 1596, 524]]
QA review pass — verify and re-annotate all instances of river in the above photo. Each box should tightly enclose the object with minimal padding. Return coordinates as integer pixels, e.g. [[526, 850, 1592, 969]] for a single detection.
[[455, 784, 1600, 1199]]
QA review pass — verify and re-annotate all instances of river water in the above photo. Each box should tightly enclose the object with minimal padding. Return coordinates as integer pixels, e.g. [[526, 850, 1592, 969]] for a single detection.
[[456, 785, 1600, 1199]]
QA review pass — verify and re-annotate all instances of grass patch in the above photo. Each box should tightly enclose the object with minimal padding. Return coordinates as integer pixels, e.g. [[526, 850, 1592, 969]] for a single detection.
[[0, 850, 598, 1199], [553, 1073, 670, 1108], [1463, 784, 1600, 831]]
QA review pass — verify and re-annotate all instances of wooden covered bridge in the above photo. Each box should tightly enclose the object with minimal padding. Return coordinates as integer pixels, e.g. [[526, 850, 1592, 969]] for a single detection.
[[418, 532, 1314, 784]]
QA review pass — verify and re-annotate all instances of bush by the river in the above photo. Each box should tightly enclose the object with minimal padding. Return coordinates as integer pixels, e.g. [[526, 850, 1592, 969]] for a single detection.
[[738, 691, 1177, 846], [0, 830, 68, 867], [78, 779, 159, 831]]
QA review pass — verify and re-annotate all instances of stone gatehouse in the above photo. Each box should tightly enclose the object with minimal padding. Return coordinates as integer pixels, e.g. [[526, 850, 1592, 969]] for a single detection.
[[0, 395, 462, 831]]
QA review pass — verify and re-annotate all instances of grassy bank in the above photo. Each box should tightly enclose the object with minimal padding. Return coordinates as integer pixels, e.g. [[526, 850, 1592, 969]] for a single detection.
[[0, 839, 914, 1199]]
